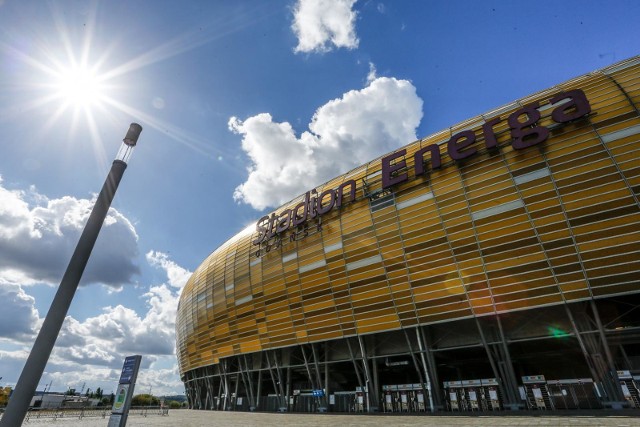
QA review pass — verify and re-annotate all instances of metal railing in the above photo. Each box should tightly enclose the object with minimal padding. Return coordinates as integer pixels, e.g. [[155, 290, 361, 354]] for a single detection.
[[0, 406, 170, 421]]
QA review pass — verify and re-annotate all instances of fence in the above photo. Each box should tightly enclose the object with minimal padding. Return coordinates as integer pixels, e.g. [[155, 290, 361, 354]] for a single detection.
[[0, 406, 170, 421]]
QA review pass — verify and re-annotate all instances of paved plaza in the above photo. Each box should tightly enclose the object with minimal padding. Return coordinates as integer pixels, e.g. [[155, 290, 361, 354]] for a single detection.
[[11, 410, 640, 427]]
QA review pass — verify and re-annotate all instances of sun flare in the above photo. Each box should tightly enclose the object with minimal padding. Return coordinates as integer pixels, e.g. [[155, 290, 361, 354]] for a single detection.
[[1, 0, 234, 160], [54, 65, 104, 108]]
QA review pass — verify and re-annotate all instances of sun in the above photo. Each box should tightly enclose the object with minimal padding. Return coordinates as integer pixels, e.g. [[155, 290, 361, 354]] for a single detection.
[[53, 64, 105, 109], [1, 0, 240, 160]]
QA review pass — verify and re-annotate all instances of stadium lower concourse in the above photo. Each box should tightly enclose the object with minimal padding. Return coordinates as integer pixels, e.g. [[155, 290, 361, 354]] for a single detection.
[[176, 57, 640, 413]]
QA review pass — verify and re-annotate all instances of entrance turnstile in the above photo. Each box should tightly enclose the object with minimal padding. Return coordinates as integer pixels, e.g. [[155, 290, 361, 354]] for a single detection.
[[461, 379, 482, 411], [522, 375, 553, 410], [381, 384, 429, 412], [546, 378, 602, 410], [444, 379, 503, 412], [480, 378, 503, 410], [618, 370, 640, 409], [382, 387, 395, 412], [355, 387, 366, 412], [444, 381, 465, 411]]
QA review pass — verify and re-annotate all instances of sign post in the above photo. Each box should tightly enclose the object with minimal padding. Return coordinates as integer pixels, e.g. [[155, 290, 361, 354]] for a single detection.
[[108, 355, 142, 427]]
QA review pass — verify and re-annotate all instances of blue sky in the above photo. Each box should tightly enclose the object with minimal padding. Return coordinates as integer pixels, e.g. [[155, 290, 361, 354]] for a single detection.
[[0, 0, 638, 397]]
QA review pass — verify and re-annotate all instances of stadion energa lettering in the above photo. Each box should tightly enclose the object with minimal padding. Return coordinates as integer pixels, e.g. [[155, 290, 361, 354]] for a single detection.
[[252, 180, 356, 246], [252, 89, 591, 249], [382, 89, 591, 188]]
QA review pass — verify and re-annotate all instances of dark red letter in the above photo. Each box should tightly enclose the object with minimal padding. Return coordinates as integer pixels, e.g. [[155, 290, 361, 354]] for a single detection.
[[482, 117, 502, 150], [448, 130, 477, 161], [509, 102, 549, 150], [252, 215, 269, 245], [550, 89, 591, 123], [414, 144, 441, 176], [276, 209, 292, 233], [381, 150, 407, 189]]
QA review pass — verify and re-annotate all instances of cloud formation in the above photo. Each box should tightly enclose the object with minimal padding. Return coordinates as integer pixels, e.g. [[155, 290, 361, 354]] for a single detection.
[[146, 250, 191, 290], [0, 250, 190, 396], [0, 280, 39, 339], [292, 0, 359, 53], [0, 177, 139, 289], [54, 252, 189, 364], [230, 76, 423, 210]]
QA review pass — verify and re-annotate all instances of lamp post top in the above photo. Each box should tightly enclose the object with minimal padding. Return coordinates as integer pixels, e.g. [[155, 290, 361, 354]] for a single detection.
[[123, 123, 143, 147]]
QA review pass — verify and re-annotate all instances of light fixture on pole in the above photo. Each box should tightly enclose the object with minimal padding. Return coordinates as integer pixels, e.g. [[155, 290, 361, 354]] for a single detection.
[[0, 124, 143, 427]]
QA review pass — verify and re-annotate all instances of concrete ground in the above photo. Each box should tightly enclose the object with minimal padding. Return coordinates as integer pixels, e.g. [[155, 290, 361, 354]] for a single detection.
[[11, 410, 640, 427]]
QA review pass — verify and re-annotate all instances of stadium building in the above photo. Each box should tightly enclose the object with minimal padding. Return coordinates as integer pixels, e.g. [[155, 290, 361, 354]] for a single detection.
[[176, 57, 640, 413]]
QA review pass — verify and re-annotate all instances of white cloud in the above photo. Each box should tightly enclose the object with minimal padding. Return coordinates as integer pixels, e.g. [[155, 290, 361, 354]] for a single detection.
[[367, 61, 377, 83], [230, 76, 423, 210], [292, 0, 359, 53], [1, 251, 191, 396], [0, 177, 140, 289], [54, 252, 190, 362], [0, 280, 39, 339], [146, 251, 191, 290]]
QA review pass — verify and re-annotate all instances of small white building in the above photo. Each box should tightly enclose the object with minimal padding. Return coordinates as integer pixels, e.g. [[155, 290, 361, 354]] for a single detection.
[[30, 393, 65, 409]]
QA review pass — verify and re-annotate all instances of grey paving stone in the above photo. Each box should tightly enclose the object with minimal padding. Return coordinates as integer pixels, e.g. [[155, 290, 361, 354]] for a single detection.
[[11, 410, 640, 427]]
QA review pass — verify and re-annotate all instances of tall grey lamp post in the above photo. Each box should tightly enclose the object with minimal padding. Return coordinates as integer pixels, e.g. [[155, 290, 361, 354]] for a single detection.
[[0, 124, 143, 427]]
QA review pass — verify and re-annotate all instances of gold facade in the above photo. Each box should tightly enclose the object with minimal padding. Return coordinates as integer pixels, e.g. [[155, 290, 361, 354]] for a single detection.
[[176, 58, 640, 377]]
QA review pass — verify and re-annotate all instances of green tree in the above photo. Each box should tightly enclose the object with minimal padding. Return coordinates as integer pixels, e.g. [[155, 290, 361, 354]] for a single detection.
[[168, 400, 181, 409], [131, 394, 159, 406], [0, 387, 12, 407]]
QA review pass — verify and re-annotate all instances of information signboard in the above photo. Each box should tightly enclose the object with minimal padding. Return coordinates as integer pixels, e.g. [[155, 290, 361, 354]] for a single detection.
[[108, 355, 142, 427], [119, 356, 138, 384], [112, 384, 130, 414]]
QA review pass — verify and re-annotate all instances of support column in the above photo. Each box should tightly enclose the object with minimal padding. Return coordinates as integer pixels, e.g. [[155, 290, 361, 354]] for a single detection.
[[256, 368, 263, 410], [216, 374, 224, 410], [205, 376, 214, 410], [591, 300, 626, 408], [221, 360, 230, 411], [301, 345, 318, 390], [233, 373, 240, 411], [475, 318, 520, 409], [403, 329, 430, 412], [346, 338, 365, 390], [565, 303, 603, 392], [415, 327, 435, 412], [266, 352, 282, 409], [358, 335, 378, 412], [274, 351, 286, 404], [372, 356, 379, 410], [571, 301, 626, 408], [324, 344, 330, 411], [495, 317, 523, 410], [311, 343, 328, 409], [243, 355, 256, 410], [286, 366, 292, 411], [419, 326, 443, 410]]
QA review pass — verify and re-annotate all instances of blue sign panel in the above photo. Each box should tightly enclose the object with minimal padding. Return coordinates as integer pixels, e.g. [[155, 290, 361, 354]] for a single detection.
[[110, 355, 142, 427], [119, 356, 139, 384]]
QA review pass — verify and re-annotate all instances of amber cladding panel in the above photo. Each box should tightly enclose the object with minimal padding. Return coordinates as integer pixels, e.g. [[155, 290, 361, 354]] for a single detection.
[[176, 58, 640, 375]]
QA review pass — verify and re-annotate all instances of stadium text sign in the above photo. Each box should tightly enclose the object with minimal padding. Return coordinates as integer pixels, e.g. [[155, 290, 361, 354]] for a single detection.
[[252, 89, 591, 250]]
